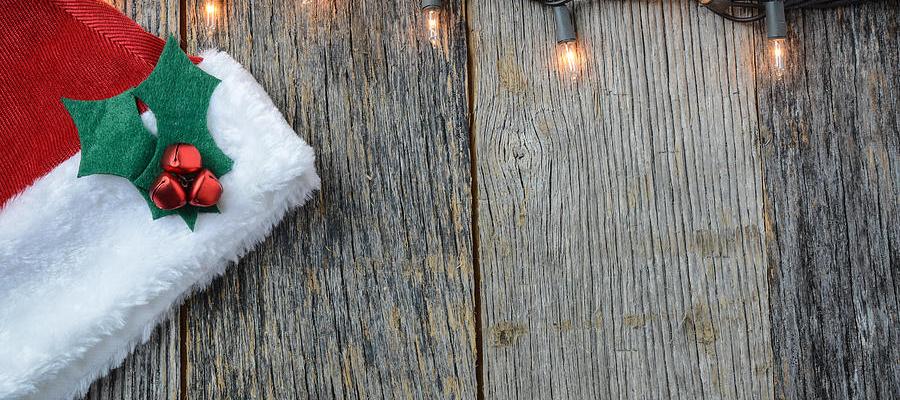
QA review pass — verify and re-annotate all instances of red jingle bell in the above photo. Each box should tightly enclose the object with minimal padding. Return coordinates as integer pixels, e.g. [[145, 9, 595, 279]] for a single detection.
[[188, 169, 223, 207], [161, 143, 202, 175], [150, 172, 187, 210]]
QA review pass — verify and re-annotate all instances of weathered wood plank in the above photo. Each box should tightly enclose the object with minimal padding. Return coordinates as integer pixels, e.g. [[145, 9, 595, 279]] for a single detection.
[[80, 1, 182, 399], [757, 3, 900, 399], [108, 0, 181, 42], [471, 0, 771, 398], [183, 0, 476, 398], [80, 310, 181, 400]]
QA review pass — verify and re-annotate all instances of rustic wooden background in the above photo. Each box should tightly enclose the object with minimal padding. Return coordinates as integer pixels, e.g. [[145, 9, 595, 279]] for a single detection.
[[83, 0, 898, 399]]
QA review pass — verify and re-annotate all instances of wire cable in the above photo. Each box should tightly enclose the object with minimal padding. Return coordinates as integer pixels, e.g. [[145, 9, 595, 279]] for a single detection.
[[534, 0, 573, 6], [702, 0, 864, 22]]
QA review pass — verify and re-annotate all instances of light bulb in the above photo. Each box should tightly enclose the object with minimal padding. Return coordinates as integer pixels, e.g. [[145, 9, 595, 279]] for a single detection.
[[204, 2, 216, 29], [769, 38, 786, 77], [765, 1, 787, 79], [557, 40, 579, 81], [424, 7, 441, 48], [552, 5, 579, 81]]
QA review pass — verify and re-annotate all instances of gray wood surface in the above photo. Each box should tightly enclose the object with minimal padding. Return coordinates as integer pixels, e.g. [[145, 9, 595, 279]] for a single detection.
[[470, 0, 772, 398], [756, 3, 900, 399], [81, 1, 182, 399], [72, 1, 900, 399], [180, 0, 477, 398], [81, 310, 181, 400]]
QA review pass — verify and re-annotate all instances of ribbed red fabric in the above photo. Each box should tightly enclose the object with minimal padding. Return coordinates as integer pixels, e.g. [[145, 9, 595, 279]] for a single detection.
[[0, 0, 197, 206]]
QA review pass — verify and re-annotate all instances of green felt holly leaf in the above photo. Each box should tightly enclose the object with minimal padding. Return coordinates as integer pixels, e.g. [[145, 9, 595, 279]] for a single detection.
[[63, 91, 156, 180], [132, 36, 232, 191], [63, 35, 232, 230]]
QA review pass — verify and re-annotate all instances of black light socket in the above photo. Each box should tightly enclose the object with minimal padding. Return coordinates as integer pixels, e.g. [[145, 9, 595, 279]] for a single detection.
[[553, 5, 576, 43], [422, 0, 442, 9], [765, 1, 787, 39]]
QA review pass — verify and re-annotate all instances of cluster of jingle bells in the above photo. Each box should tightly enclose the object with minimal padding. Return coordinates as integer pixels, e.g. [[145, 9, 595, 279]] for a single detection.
[[149, 143, 223, 210]]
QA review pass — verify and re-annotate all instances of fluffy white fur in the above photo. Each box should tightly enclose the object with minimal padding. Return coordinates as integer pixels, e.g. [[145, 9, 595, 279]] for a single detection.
[[0, 50, 319, 400]]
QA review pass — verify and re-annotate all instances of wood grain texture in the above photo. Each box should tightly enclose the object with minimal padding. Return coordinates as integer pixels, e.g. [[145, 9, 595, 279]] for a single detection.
[[69, 1, 900, 399], [80, 310, 181, 400], [757, 3, 900, 399], [80, 1, 181, 399], [182, 0, 477, 398], [470, 0, 772, 398], [108, 0, 181, 41]]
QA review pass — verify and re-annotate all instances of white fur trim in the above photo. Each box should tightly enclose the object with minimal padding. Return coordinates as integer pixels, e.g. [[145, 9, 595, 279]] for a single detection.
[[0, 50, 319, 399]]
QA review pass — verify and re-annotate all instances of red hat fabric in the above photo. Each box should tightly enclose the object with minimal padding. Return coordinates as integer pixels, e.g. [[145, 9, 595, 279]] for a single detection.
[[0, 1, 319, 398], [0, 0, 197, 205]]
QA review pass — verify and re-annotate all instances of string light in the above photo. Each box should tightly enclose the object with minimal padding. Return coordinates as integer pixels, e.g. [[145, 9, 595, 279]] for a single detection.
[[552, 4, 579, 81], [204, 2, 217, 31], [421, 0, 443, 49], [698, 0, 861, 79], [765, 1, 787, 77], [186, 0, 859, 82]]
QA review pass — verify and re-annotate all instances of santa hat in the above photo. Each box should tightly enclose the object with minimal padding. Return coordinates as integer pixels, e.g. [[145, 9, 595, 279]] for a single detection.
[[0, 1, 319, 398]]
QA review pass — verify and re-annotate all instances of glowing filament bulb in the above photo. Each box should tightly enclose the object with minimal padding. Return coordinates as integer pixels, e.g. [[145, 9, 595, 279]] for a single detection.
[[765, 1, 787, 79], [425, 7, 441, 48], [552, 5, 579, 81], [770, 38, 786, 77], [205, 2, 216, 29], [558, 40, 579, 81]]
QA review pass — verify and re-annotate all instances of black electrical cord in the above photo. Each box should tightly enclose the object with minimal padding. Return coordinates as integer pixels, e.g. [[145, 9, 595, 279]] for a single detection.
[[784, 0, 862, 9], [703, 0, 864, 22], [533, 0, 862, 24], [534, 0, 573, 6]]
